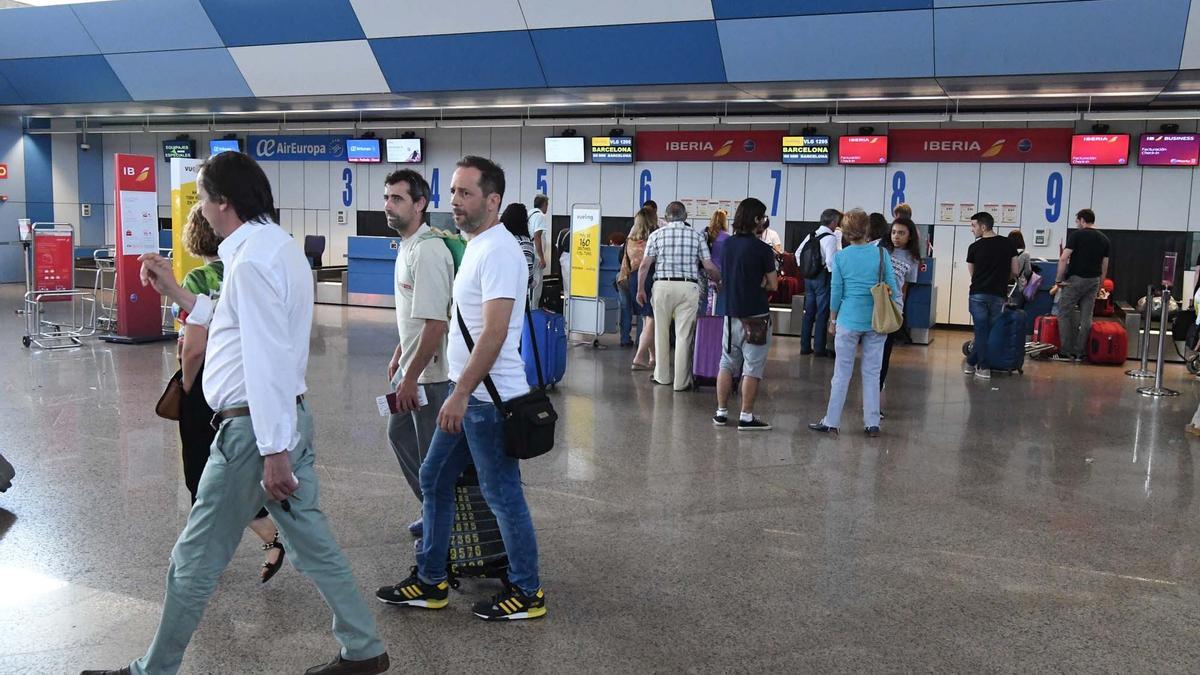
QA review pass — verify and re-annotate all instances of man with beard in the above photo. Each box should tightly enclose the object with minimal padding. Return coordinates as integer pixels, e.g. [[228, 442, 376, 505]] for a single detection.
[[377, 156, 545, 621], [378, 169, 453, 540]]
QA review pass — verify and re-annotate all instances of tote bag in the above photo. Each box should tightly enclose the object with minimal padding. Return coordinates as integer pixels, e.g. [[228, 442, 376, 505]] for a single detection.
[[871, 248, 903, 334]]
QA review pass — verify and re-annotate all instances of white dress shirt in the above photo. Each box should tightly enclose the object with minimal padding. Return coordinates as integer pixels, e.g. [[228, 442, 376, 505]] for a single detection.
[[796, 225, 838, 273], [758, 228, 782, 250], [186, 221, 313, 456]]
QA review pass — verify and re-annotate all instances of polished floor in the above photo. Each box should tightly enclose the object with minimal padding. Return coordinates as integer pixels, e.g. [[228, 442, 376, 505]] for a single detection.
[[3, 282, 1200, 673]]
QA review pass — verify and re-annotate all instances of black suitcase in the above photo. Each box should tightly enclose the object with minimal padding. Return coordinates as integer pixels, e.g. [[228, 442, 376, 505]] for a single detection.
[[446, 466, 509, 582], [540, 277, 564, 314]]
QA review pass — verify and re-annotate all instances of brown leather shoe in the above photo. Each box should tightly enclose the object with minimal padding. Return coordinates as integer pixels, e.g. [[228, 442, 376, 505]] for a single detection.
[[304, 652, 389, 675], [80, 668, 131, 675]]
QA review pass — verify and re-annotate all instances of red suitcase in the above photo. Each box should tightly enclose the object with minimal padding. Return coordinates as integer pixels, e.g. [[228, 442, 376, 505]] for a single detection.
[[770, 276, 799, 305], [1088, 320, 1127, 365], [691, 315, 724, 388], [1033, 315, 1061, 353]]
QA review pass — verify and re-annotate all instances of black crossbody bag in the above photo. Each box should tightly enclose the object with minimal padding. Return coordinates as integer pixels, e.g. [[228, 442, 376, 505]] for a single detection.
[[456, 307, 557, 460]]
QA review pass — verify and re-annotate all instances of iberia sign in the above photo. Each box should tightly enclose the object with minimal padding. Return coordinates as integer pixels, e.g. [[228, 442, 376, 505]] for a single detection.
[[889, 128, 1072, 163], [637, 131, 785, 162]]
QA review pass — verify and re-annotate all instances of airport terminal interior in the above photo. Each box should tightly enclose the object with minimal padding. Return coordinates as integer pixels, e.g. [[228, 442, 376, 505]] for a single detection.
[[4, 0, 1200, 672]]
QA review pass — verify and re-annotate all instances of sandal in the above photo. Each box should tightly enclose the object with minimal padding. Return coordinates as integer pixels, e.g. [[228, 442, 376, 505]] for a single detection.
[[260, 533, 286, 584]]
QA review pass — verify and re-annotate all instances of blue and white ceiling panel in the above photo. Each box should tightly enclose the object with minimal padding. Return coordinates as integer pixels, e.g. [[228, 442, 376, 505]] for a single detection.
[[72, 0, 223, 53], [532, 22, 726, 87], [230, 41, 388, 97], [518, 0, 714, 30], [0, 55, 130, 104], [0, 5, 98, 59], [199, 0, 366, 47], [934, 0, 1191, 76], [371, 31, 546, 92], [711, 0, 931, 20], [351, 0, 527, 38], [0, 72, 20, 106], [719, 11, 935, 82], [107, 49, 252, 101]]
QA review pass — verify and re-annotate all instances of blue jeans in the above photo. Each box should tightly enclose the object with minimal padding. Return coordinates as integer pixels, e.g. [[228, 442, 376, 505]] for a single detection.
[[801, 274, 831, 353], [417, 385, 540, 594], [821, 326, 887, 428], [968, 293, 1006, 368], [618, 282, 634, 344]]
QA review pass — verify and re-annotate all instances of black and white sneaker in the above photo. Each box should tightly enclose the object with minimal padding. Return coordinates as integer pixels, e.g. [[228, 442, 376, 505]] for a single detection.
[[737, 417, 771, 431], [712, 413, 728, 426]]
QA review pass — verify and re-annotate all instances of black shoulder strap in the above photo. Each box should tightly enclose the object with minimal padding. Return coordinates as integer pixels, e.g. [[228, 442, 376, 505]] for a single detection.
[[455, 309, 506, 409]]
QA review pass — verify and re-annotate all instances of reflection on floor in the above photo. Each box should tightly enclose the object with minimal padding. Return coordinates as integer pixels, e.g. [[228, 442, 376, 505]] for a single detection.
[[2, 283, 1200, 672]]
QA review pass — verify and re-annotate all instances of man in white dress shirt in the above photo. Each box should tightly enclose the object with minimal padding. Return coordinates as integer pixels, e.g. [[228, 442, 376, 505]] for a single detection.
[[84, 152, 389, 675]]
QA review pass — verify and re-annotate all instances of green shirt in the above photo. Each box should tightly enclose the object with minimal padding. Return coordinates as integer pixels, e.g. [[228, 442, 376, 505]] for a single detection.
[[177, 261, 223, 329]]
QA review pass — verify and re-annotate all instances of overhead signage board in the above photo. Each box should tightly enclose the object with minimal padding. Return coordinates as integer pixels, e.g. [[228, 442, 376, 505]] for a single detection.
[[1070, 134, 1130, 166], [636, 130, 785, 162], [590, 136, 634, 163], [248, 135, 350, 162], [1137, 134, 1200, 166], [888, 128, 1072, 163], [839, 136, 888, 165], [782, 135, 830, 164]]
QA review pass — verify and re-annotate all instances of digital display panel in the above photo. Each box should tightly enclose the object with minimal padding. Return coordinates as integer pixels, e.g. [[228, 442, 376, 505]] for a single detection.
[[545, 136, 585, 163], [838, 135, 888, 165], [1137, 133, 1199, 166], [782, 135, 830, 164], [209, 138, 242, 155], [347, 138, 382, 163], [162, 139, 195, 161], [590, 136, 634, 163], [1070, 134, 1130, 166], [385, 138, 423, 163]]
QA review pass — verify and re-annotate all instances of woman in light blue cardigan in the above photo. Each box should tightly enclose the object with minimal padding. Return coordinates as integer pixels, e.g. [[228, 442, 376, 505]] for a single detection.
[[809, 208, 901, 437]]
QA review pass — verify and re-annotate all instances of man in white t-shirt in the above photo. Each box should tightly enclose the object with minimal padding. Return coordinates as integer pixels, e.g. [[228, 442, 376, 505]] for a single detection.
[[378, 169, 454, 541], [378, 155, 545, 623], [528, 193, 549, 308]]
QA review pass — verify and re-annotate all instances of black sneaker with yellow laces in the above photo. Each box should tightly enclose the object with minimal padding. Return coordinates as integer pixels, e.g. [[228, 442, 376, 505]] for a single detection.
[[472, 583, 546, 621], [375, 566, 449, 609]]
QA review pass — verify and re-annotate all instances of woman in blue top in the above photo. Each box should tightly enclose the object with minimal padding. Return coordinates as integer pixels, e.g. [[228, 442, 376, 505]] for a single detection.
[[809, 208, 901, 438]]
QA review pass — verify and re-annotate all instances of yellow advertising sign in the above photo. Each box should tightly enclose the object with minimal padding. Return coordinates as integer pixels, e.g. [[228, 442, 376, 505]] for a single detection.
[[569, 206, 602, 298], [170, 158, 204, 282]]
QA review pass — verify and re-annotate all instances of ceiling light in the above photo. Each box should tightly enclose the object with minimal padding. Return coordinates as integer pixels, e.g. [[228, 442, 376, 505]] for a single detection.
[[211, 123, 281, 132], [1083, 110, 1200, 121], [618, 116, 720, 126], [436, 118, 524, 128], [951, 111, 1081, 123], [280, 123, 357, 131], [832, 113, 950, 124], [523, 117, 620, 127], [356, 120, 438, 130], [718, 114, 830, 125]]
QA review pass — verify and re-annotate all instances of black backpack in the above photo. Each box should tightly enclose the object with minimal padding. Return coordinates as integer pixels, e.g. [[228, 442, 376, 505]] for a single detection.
[[798, 232, 830, 279]]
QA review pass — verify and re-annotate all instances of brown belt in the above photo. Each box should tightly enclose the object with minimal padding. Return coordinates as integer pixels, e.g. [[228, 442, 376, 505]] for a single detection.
[[210, 395, 304, 430]]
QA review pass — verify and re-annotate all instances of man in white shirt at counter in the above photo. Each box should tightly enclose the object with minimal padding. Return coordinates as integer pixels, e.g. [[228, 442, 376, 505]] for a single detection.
[[86, 151, 389, 675], [528, 193, 549, 308]]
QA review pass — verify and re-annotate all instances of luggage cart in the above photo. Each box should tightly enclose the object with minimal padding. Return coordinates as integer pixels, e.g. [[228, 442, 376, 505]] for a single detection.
[[92, 248, 118, 333], [22, 223, 97, 350]]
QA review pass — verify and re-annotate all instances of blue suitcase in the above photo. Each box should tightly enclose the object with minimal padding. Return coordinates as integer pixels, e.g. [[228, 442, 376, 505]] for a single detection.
[[986, 307, 1026, 373], [522, 309, 567, 388]]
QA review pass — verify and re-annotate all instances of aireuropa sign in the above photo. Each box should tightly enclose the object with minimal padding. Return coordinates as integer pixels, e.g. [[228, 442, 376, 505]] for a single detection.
[[248, 135, 350, 162]]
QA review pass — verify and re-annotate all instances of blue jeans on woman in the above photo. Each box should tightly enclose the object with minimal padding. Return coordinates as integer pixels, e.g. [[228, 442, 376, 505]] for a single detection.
[[417, 385, 541, 595], [967, 293, 1006, 368], [821, 326, 887, 429]]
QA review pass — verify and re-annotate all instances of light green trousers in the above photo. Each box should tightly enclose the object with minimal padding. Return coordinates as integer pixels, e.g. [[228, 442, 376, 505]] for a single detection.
[[132, 401, 386, 674]]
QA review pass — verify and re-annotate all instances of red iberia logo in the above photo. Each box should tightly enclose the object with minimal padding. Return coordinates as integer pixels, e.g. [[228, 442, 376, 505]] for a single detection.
[[980, 139, 1006, 158]]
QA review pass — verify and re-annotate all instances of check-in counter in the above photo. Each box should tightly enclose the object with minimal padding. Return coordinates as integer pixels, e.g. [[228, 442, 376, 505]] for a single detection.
[[346, 235, 401, 308], [907, 257, 937, 344]]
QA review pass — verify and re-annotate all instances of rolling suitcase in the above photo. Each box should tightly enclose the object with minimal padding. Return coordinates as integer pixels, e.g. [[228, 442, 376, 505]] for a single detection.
[[986, 307, 1026, 373], [1087, 320, 1127, 365], [1033, 315, 1061, 354], [539, 277, 563, 314], [521, 308, 567, 388], [691, 315, 724, 388], [445, 466, 508, 582]]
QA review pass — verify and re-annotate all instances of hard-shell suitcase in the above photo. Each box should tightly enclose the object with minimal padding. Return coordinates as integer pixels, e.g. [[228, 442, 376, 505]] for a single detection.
[[986, 307, 1026, 373], [1088, 320, 1127, 365], [521, 308, 567, 388], [445, 466, 508, 582], [691, 315, 724, 388], [539, 277, 563, 314], [1033, 315, 1061, 354]]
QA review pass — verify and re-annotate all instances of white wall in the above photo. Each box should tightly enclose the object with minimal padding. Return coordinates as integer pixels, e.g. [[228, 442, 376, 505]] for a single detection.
[[29, 119, 1195, 272]]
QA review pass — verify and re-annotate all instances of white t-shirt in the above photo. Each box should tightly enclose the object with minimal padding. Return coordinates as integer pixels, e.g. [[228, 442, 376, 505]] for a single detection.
[[448, 223, 530, 402], [759, 228, 782, 250], [528, 209, 549, 261], [394, 224, 454, 384]]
